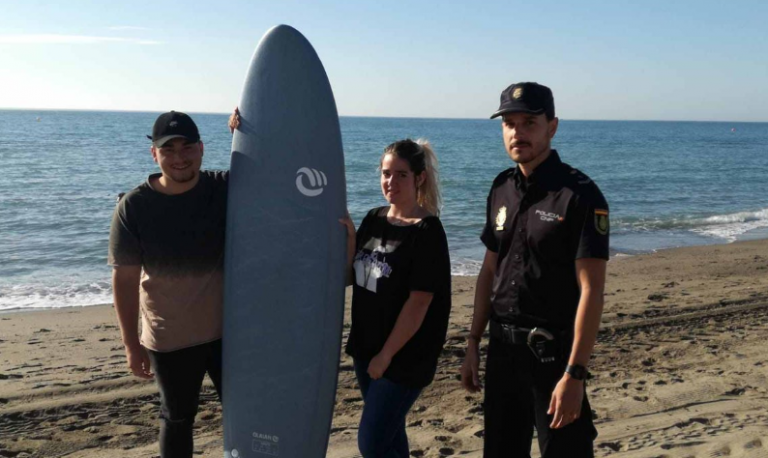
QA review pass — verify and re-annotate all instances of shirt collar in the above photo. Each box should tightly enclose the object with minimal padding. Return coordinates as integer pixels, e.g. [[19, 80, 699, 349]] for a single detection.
[[512, 149, 562, 190]]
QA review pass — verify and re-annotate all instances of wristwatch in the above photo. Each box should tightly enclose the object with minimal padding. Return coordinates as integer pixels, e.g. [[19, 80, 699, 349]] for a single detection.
[[565, 364, 588, 381]]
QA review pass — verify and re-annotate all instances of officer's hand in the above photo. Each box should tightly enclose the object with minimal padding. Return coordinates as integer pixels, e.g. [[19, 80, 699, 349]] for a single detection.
[[460, 338, 482, 393], [228, 107, 241, 134], [125, 344, 154, 380], [547, 374, 584, 429], [367, 352, 391, 380]]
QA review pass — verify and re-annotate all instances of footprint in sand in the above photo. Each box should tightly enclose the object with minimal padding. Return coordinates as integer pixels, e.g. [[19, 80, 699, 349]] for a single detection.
[[598, 441, 622, 452], [0, 373, 23, 380], [743, 438, 763, 449], [724, 387, 747, 396], [467, 405, 483, 414]]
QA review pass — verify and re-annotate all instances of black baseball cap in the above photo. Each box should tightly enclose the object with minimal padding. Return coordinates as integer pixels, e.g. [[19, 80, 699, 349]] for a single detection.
[[490, 82, 555, 120], [147, 111, 200, 147]]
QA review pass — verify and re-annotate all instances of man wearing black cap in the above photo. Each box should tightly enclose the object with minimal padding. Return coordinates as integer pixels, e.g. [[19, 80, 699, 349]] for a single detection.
[[460, 83, 609, 457], [109, 110, 239, 458]]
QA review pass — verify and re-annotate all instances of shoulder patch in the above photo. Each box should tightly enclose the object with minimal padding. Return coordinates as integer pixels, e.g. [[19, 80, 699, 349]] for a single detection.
[[594, 209, 609, 235]]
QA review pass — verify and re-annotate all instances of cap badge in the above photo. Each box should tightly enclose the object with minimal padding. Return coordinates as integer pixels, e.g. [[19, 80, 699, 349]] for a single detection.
[[496, 206, 507, 231], [169, 121, 178, 127], [513, 87, 523, 99]]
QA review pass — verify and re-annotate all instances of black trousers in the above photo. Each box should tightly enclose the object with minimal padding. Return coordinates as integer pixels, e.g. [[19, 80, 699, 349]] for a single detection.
[[483, 336, 597, 458], [147, 339, 223, 458]]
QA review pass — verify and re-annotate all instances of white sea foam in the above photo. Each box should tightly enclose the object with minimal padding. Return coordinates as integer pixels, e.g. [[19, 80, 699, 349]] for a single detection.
[[0, 281, 112, 312], [691, 208, 768, 241], [451, 258, 483, 277]]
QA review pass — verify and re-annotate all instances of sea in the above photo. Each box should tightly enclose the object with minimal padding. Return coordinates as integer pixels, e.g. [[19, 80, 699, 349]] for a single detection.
[[1, 110, 767, 312]]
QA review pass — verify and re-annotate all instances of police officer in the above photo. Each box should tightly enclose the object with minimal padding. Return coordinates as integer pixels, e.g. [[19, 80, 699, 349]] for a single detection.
[[460, 82, 609, 457]]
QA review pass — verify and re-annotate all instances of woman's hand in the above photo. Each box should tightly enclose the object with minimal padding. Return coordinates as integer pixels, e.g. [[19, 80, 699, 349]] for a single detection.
[[367, 352, 392, 380], [339, 211, 356, 286]]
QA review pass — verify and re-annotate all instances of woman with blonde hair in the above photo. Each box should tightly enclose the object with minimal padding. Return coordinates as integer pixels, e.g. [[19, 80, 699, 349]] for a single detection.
[[341, 138, 451, 458]]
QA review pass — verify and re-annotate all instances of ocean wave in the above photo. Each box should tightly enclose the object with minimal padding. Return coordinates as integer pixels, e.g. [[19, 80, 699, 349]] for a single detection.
[[693, 208, 768, 240], [614, 207, 768, 241], [0, 281, 112, 312], [451, 258, 483, 277]]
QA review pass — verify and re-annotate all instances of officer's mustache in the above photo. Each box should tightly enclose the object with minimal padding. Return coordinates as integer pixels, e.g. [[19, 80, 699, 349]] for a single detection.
[[510, 141, 531, 148]]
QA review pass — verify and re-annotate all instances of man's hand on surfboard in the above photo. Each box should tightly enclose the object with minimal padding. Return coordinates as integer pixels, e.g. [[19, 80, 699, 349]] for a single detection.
[[229, 107, 241, 133]]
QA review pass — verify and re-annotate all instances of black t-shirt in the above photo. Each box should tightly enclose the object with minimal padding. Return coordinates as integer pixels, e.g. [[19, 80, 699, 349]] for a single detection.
[[109, 170, 229, 275], [345, 207, 452, 388], [480, 151, 609, 331]]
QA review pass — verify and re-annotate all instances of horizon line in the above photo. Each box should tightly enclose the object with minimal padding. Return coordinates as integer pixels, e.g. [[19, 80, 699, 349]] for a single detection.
[[0, 107, 765, 124]]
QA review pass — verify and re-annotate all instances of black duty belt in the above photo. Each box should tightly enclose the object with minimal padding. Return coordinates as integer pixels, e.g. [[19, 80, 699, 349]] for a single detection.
[[489, 320, 532, 345], [489, 320, 561, 363]]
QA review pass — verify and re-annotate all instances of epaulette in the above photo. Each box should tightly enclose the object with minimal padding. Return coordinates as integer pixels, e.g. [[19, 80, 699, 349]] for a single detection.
[[567, 167, 593, 186], [491, 167, 516, 187]]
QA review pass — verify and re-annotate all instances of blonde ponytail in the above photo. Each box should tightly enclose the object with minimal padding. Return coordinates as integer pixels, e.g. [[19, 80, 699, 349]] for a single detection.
[[413, 139, 441, 217]]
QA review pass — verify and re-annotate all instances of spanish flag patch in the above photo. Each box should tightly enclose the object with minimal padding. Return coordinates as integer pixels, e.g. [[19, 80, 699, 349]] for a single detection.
[[595, 209, 609, 235]]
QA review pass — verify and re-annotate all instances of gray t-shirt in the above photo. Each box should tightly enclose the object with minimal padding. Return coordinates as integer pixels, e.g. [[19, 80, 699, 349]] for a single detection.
[[108, 170, 228, 352]]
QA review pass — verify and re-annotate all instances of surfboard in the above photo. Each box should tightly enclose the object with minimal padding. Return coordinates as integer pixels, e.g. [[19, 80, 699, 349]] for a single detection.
[[223, 25, 347, 458]]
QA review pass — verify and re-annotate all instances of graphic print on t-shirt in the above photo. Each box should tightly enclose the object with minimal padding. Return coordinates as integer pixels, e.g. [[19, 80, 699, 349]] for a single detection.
[[353, 237, 397, 293]]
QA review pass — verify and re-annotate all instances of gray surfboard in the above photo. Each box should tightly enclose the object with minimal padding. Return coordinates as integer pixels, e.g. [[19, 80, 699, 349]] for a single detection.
[[223, 25, 347, 458]]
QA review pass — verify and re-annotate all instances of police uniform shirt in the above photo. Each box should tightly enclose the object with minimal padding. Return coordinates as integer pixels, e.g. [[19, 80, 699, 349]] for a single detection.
[[481, 150, 609, 331]]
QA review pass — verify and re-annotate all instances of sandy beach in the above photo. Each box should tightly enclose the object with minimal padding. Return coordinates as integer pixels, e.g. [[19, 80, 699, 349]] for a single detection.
[[2, 239, 768, 458]]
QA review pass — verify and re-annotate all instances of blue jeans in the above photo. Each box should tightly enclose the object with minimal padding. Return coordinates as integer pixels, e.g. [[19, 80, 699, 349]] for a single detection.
[[354, 358, 423, 458]]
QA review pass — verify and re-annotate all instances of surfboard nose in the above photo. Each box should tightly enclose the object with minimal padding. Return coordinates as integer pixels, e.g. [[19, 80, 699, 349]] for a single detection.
[[258, 24, 312, 53]]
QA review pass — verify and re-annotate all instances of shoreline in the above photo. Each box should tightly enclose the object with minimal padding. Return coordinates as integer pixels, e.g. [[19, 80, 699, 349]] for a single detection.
[[3, 238, 768, 457], [4, 232, 768, 315], [5, 219, 768, 313]]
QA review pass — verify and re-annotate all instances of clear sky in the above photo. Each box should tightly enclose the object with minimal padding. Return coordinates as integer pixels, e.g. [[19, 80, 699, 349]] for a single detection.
[[1, 0, 766, 121]]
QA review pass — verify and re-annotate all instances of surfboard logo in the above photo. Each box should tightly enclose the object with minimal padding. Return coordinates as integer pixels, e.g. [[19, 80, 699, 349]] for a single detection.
[[295, 167, 327, 197], [252, 432, 280, 456]]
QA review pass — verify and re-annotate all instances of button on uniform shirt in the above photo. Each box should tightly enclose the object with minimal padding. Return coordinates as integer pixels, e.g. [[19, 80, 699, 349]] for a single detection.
[[480, 151, 610, 332]]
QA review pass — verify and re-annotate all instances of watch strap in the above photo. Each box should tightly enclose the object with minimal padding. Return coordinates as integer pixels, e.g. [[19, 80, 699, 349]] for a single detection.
[[565, 364, 588, 381]]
